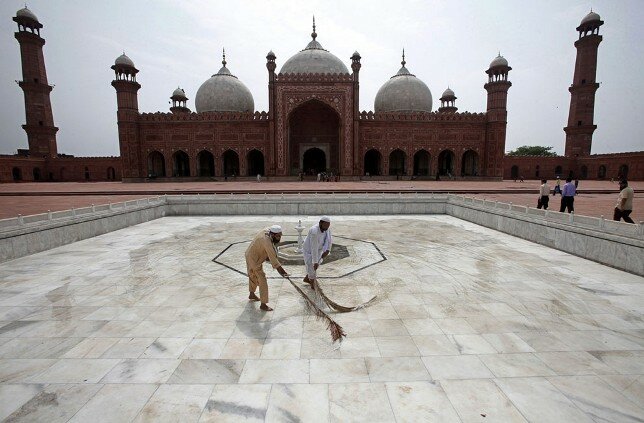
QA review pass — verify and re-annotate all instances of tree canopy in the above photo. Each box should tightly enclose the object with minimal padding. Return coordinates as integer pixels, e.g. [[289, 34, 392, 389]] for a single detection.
[[506, 146, 558, 156]]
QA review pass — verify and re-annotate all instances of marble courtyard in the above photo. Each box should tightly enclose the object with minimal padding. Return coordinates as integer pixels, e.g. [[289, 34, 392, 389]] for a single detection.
[[0, 215, 643, 422]]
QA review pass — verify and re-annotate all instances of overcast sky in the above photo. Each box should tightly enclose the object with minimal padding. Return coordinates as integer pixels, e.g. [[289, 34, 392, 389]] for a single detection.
[[1, 0, 643, 157]]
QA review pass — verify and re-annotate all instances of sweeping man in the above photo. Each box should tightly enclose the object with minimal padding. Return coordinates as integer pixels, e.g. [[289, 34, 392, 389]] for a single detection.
[[245, 225, 289, 311], [302, 216, 332, 289]]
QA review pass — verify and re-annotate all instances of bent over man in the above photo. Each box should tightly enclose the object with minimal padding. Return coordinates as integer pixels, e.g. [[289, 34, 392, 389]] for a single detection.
[[303, 216, 332, 289], [245, 225, 289, 311]]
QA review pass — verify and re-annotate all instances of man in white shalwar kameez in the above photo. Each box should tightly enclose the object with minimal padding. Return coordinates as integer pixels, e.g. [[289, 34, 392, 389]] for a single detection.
[[302, 216, 332, 288]]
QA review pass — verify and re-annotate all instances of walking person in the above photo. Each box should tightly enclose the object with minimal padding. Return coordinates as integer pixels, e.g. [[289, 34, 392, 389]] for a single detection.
[[537, 179, 550, 209], [553, 176, 562, 196], [559, 177, 576, 213], [613, 180, 635, 223]]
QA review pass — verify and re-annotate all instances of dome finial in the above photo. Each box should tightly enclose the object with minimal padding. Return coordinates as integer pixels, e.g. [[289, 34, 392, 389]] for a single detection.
[[311, 15, 317, 40], [401, 48, 406, 67], [222, 48, 227, 67]]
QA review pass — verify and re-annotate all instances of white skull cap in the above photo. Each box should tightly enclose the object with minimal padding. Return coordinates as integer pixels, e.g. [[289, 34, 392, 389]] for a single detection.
[[320, 216, 331, 223], [269, 225, 282, 233]]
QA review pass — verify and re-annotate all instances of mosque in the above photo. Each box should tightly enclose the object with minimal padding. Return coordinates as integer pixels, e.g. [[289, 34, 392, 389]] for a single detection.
[[1, 7, 642, 182]]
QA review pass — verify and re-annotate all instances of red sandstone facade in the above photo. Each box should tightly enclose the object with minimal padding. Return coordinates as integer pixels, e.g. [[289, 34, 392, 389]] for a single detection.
[[1, 8, 642, 183]]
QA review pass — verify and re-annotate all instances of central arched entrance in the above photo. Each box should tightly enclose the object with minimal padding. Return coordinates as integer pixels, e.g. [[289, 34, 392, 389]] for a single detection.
[[303, 148, 326, 174], [288, 100, 340, 175]]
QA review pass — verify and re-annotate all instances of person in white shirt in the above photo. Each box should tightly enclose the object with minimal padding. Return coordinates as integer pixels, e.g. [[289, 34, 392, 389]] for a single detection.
[[302, 216, 332, 289], [614, 180, 635, 223], [537, 179, 550, 209]]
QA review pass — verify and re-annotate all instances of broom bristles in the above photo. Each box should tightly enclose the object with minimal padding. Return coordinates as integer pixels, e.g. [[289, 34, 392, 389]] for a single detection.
[[285, 277, 346, 342], [312, 279, 378, 313]]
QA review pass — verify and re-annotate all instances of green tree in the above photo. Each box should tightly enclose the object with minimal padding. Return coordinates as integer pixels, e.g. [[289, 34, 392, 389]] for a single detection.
[[506, 146, 558, 156]]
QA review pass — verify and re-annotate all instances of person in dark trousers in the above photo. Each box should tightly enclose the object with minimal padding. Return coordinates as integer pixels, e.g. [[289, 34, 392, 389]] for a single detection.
[[614, 180, 635, 223], [559, 177, 576, 213], [537, 179, 550, 209]]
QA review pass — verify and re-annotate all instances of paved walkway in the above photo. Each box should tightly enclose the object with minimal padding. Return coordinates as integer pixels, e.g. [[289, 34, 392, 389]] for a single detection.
[[0, 180, 641, 221], [1, 216, 642, 421]]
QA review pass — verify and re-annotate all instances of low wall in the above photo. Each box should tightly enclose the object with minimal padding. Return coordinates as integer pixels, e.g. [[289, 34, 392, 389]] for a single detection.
[[0, 194, 641, 275]]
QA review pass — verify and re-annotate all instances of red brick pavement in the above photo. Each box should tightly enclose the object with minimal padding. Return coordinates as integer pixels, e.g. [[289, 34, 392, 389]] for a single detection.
[[0, 180, 641, 221]]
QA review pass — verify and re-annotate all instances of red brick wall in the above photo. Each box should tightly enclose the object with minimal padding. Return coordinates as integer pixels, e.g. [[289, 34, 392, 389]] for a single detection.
[[0, 156, 121, 182]]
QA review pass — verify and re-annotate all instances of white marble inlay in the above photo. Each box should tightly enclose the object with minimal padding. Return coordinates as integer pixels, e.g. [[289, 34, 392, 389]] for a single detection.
[[1, 215, 642, 421]]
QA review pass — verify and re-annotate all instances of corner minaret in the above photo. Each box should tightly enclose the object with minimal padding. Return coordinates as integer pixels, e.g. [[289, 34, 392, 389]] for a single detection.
[[564, 10, 604, 157], [484, 54, 512, 178], [170, 87, 190, 114], [438, 87, 457, 113], [111, 53, 141, 178], [13, 7, 58, 158]]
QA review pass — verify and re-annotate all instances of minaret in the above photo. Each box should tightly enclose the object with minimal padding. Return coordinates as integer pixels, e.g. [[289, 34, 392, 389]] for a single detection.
[[111, 53, 141, 179], [484, 54, 512, 178], [170, 87, 190, 114], [564, 10, 604, 157], [266, 49, 277, 175], [13, 7, 58, 158], [351, 50, 361, 174], [438, 87, 458, 113]]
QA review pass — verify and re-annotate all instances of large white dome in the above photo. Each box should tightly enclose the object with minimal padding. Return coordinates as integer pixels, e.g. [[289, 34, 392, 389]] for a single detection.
[[279, 27, 349, 75], [195, 58, 254, 113], [374, 57, 432, 113]]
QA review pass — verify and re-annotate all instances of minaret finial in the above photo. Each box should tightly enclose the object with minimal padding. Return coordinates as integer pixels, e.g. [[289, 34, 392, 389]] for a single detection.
[[312, 15, 317, 40], [222, 48, 227, 67], [401, 48, 406, 67]]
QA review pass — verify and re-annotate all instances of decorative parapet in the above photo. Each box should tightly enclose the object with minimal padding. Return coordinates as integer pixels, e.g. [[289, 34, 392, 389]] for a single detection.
[[139, 111, 270, 122], [276, 73, 353, 83], [359, 110, 487, 122]]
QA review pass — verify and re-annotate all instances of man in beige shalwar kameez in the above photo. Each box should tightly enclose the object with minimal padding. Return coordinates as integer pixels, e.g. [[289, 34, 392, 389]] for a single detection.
[[244, 225, 289, 311]]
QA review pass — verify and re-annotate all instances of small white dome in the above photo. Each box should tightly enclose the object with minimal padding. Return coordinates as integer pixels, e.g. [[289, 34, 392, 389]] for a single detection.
[[489, 54, 509, 69], [115, 54, 135, 68], [16, 7, 39, 23], [441, 87, 455, 98], [581, 11, 601, 25], [172, 87, 187, 99]]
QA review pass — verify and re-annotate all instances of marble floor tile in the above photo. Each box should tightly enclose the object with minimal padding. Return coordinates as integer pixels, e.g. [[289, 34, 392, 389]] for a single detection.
[[300, 337, 342, 359], [230, 321, 271, 339], [260, 338, 301, 359], [180, 339, 227, 359], [0, 359, 57, 383], [479, 353, 557, 378], [547, 375, 644, 422], [2, 383, 102, 422], [68, 383, 158, 423], [435, 318, 478, 334], [370, 319, 409, 336], [200, 383, 271, 422], [220, 338, 264, 359], [329, 382, 395, 422], [339, 336, 380, 358], [536, 351, 615, 375], [133, 384, 213, 423], [62, 337, 120, 358], [412, 334, 460, 356], [310, 358, 369, 383], [376, 336, 421, 357], [449, 334, 497, 354], [101, 337, 155, 358], [238, 359, 309, 383], [365, 357, 431, 382], [589, 350, 644, 374], [0, 383, 44, 421], [195, 321, 236, 338], [386, 381, 461, 422], [422, 355, 494, 380], [101, 358, 181, 383], [401, 318, 443, 335], [0, 337, 82, 359], [265, 383, 329, 422], [599, 375, 644, 406], [25, 358, 120, 383], [515, 331, 575, 352], [441, 379, 526, 422], [167, 359, 244, 384], [494, 377, 593, 423], [141, 337, 192, 358], [482, 333, 535, 353], [160, 321, 204, 338]]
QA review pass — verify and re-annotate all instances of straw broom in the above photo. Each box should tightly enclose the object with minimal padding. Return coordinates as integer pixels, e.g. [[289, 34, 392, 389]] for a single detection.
[[312, 280, 378, 312], [284, 276, 346, 343]]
